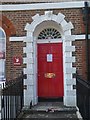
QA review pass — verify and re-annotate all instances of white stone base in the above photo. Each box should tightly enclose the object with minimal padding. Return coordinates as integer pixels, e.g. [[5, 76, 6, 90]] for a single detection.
[[24, 91, 38, 106], [64, 96, 76, 107]]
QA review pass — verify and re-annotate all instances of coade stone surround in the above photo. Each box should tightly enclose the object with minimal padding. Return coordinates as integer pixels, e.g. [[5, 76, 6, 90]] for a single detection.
[[23, 11, 76, 107]]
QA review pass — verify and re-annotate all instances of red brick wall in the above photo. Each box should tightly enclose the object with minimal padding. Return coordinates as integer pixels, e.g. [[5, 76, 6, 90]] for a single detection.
[[53, 9, 85, 34], [3, 9, 85, 36], [0, 8, 87, 80], [73, 40, 87, 80], [6, 41, 23, 80]]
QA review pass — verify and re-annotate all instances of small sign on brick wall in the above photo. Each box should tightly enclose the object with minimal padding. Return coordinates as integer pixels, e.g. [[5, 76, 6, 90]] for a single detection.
[[13, 56, 22, 66]]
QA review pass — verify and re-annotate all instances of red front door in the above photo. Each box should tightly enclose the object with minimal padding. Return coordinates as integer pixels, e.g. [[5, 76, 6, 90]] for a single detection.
[[38, 43, 64, 98]]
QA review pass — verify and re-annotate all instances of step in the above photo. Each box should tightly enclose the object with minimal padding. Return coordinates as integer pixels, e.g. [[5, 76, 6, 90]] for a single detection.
[[18, 109, 78, 119], [18, 105, 78, 119], [24, 102, 77, 111], [22, 106, 77, 113]]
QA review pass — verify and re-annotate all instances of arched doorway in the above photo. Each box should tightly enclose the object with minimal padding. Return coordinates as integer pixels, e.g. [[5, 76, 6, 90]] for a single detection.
[[24, 11, 76, 106]]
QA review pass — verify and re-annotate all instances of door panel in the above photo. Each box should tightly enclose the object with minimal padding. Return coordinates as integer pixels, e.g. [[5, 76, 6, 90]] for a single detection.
[[38, 43, 63, 98]]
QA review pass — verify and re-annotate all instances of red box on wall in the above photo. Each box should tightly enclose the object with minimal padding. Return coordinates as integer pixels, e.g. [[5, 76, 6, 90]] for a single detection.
[[13, 56, 22, 66]]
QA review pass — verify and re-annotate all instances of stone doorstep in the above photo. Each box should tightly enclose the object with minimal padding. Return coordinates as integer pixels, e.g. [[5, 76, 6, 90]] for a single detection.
[[18, 102, 78, 119], [18, 109, 78, 119], [22, 107, 77, 113], [21, 102, 77, 114]]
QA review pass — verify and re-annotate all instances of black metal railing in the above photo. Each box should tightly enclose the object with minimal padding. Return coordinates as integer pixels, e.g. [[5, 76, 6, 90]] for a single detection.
[[1, 74, 24, 120], [76, 75, 90, 120]]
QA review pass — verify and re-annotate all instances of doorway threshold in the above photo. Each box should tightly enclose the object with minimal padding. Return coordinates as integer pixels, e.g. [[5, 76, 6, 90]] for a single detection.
[[38, 97, 63, 102]]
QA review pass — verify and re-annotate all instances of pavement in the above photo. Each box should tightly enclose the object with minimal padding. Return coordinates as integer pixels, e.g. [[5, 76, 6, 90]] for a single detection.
[[17, 102, 81, 119]]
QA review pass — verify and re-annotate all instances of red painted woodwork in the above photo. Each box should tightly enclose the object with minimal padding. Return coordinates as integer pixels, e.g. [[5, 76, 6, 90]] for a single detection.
[[38, 43, 64, 98]]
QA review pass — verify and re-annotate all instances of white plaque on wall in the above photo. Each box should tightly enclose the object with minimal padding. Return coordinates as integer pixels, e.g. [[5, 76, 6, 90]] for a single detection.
[[47, 54, 53, 62]]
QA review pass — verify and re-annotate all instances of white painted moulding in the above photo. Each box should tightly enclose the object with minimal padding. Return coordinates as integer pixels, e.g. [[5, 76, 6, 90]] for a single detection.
[[50, 14, 57, 22], [32, 14, 40, 20], [65, 46, 75, 52], [66, 90, 76, 96], [26, 46, 33, 53], [62, 22, 74, 31], [64, 31, 71, 37], [65, 96, 76, 106], [31, 19, 43, 30], [23, 68, 34, 75], [27, 74, 34, 80], [25, 79, 34, 85], [27, 63, 33, 68], [65, 41, 72, 47], [65, 35, 76, 41], [24, 78, 34, 86], [65, 62, 72, 67], [75, 34, 90, 40], [25, 23, 30, 31], [26, 42, 33, 48], [0, 1, 85, 11], [10, 34, 90, 42], [9, 36, 26, 42], [24, 94, 33, 102], [45, 11, 53, 15], [65, 57, 75, 63], [26, 85, 34, 93], [56, 13, 65, 23], [28, 90, 34, 98], [23, 47, 34, 53], [23, 47, 27, 53], [24, 44, 33, 51], [29, 93, 34, 98], [27, 90, 34, 98], [25, 36, 33, 42], [26, 31, 33, 37], [65, 53, 72, 58], [66, 78, 76, 85], [27, 64, 33, 72], [23, 58, 34, 64], [24, 78, 33, 86], [65, 73, 73, 80], [37, 39, 62, 43], [45, 11, 55, 21], [66, 68, 76, 74], [23, 95, 30, 106], [27, 53, 33, 58], [66, 85, 72, 91], [75, 35, 85, 40], [27, 68, 34, 75]]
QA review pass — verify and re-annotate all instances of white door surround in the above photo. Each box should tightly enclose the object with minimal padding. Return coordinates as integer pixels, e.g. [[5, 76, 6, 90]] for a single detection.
[[23, 11, 76, 107]]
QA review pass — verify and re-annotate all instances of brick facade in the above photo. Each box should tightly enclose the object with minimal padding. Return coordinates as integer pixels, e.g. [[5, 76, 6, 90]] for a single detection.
[[3, 9, 85, 36], [1, 1, 90, 107], [73, 40, 87, 80], [0, 6, 89, 80]]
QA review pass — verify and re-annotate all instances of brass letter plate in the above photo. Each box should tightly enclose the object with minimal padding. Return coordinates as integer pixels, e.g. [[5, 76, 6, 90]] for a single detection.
[[45, 73, 56, 78]]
